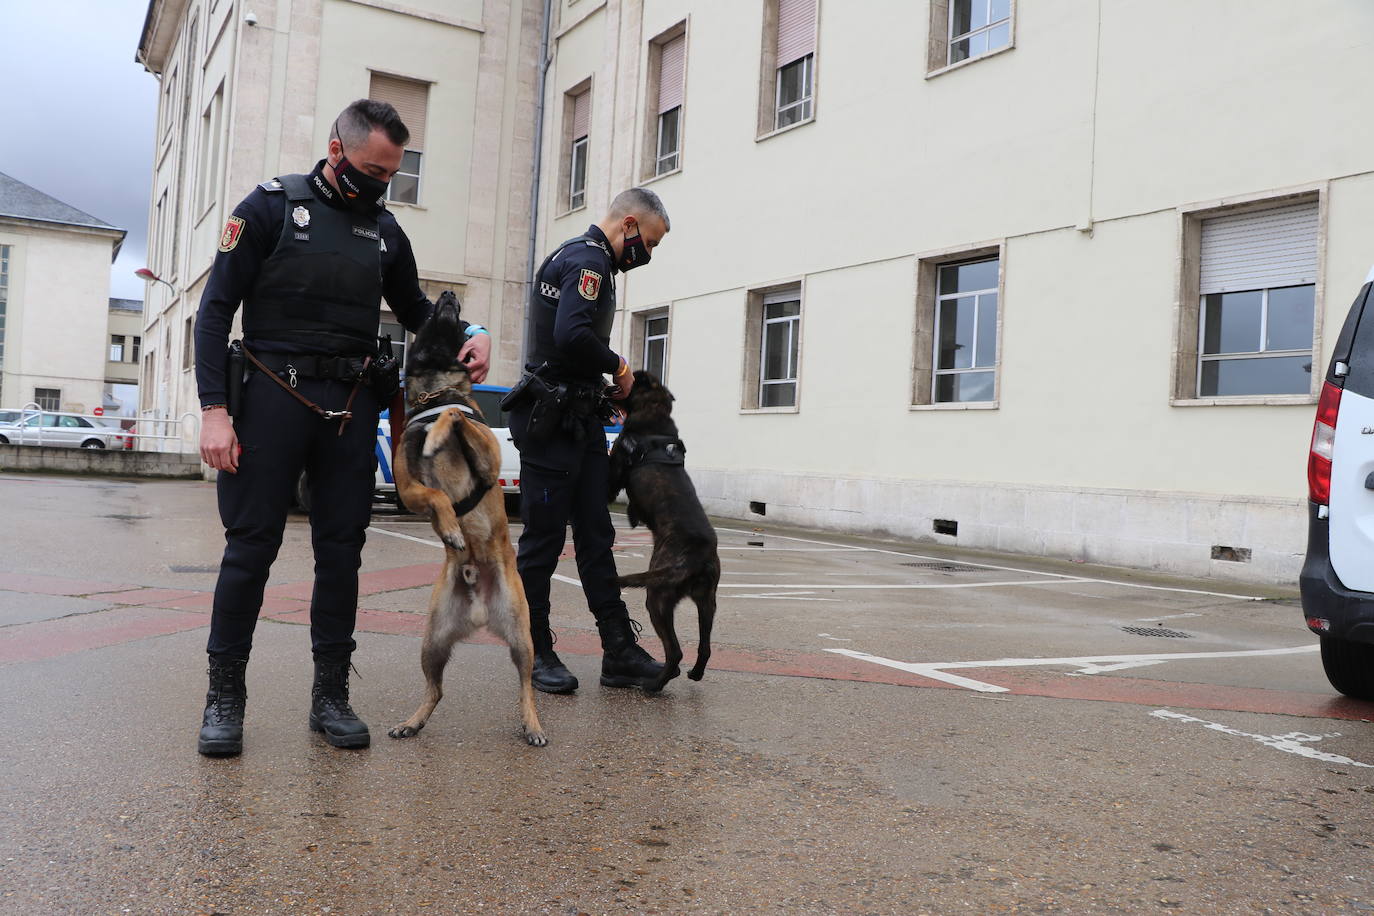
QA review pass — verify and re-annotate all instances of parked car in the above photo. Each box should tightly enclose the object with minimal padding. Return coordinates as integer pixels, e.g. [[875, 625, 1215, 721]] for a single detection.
[[0, 411, 129, 449], [1300, 264, 1374, 699], [292, 383, 522, 514]]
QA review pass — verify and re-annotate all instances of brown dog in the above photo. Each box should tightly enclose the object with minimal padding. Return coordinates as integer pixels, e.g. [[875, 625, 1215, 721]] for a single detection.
[[387, 291, 546, 746], [608, 370, 720, 692]]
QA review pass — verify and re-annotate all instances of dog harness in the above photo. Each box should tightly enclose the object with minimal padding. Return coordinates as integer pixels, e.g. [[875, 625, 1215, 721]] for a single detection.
[[403, 399, 495, 517], [618, 433, 687, 468]]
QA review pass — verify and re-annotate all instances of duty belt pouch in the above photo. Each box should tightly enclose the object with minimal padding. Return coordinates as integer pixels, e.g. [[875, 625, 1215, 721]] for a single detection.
[[225, 340, 247, 417], [499, 363, 550, 413], [368, 335, 401, 402], [523, 377, 568, 446]]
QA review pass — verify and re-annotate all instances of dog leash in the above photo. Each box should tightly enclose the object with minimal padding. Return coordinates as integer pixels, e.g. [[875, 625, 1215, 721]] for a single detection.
[[243, 344, 370, 437]]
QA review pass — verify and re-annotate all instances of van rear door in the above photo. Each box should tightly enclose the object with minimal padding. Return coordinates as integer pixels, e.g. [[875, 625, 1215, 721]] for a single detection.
[[1328, 271, 1374, 593]]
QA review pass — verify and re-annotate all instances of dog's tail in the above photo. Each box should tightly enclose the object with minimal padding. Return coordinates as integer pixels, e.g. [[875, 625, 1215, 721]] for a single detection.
[[616, 564, 689, 589]]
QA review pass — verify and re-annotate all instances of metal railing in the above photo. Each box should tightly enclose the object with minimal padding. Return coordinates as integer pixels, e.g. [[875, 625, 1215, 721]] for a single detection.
[[1, 403, 200, 452]]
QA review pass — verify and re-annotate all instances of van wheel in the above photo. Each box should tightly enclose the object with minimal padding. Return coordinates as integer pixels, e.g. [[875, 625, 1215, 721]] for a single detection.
[[0, 435, 8, 444], [1319, 635, 1374, 700], [293, 471, 311, 514], [81, 439, 105, 449]]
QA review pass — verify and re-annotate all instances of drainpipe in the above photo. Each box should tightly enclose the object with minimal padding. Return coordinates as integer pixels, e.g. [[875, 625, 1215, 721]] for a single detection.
[[522, 0, 555, 367]]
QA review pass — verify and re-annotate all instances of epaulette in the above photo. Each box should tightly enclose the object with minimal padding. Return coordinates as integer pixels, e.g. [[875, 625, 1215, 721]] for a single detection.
[[259, 178, 285, 192]]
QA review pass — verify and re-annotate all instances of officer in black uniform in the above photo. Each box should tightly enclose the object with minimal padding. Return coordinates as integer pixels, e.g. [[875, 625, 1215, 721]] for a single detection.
[[513, 187, 671, 693], [193, 100, 491, 756]]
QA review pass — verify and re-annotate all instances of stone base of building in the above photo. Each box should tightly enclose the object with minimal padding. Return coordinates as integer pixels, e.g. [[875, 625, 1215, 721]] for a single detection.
[[689, 468, 1304, 586]]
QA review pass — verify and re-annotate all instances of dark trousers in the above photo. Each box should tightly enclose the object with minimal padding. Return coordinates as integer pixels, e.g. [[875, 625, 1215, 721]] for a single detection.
[[513, 409, 627, 633], [207, 370, 379, 662]]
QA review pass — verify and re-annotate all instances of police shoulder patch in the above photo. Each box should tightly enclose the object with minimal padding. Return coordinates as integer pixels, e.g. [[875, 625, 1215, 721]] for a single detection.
[[219, 216, 246, 253], [578, 269, 602, 301]]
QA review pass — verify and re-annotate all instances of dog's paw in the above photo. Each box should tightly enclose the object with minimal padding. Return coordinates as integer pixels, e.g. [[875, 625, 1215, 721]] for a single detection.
[[522, 727, 549, 748], [387, 723, 423, 739], [687, 667, 706, 681], [440, 528, 467, 552]]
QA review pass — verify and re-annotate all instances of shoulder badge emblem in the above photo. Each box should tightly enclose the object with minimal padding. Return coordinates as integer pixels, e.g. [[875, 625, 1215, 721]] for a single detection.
[[578, 269, 602, 301], [218, 216, 245, 253], [292, 206, 310, 229]]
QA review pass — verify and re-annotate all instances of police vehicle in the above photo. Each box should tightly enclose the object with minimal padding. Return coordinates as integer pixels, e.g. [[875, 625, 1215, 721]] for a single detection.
[[1300, 264, 1374, 699]]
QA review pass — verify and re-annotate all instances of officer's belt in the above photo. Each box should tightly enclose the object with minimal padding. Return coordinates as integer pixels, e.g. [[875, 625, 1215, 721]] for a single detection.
[[249, 352, 370, 381], [619, 433, 687, 468]]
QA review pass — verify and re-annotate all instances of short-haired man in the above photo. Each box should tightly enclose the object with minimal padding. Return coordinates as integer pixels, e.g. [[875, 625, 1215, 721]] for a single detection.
[[513, 188, 671, 693], [194, 100, 491, 756]]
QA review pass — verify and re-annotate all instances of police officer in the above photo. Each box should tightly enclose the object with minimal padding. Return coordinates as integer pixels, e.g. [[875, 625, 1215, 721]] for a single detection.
[[513, 187, 670, 693], [193, 100, 491, 756]]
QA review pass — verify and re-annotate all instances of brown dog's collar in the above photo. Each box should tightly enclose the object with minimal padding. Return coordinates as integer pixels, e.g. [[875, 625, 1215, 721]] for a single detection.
[[411, 385, 469, 406]]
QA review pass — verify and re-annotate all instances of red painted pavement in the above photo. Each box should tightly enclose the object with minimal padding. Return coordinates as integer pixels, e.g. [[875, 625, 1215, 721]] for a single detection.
[[3, 577, 1370, 722], [0, 606, 208, 665]]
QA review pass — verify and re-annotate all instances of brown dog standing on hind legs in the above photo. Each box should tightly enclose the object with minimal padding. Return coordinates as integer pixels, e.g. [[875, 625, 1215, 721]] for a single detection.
[[387, 291, 546, 746], [607, 370, 720, 692]]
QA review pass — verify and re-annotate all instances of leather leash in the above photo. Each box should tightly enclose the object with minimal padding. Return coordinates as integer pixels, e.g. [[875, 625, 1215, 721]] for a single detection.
[[242, 344, 370, 436]]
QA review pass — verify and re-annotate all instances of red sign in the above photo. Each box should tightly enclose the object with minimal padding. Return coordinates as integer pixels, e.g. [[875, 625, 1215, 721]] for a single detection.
[[93, 407, 104, 416]]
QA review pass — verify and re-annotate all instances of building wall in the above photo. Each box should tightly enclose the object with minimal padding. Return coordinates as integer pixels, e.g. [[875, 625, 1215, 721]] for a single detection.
[[138, 0, 541, 448], [536, 0, 1374, 583], [0, 222, 122, 413], [106, 308, 143, 386]]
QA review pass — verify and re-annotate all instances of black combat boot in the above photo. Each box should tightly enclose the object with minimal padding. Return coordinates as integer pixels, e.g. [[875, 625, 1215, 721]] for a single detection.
[[309, 659, 371, 748], [599, 617, 665, 689], [530, 613, 579, 694], [198, 656, 248, 757]]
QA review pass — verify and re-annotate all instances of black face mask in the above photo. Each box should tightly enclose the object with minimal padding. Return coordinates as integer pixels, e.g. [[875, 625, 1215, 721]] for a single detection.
[[332, 153, 389, 211], [618, 224, 651, 272]]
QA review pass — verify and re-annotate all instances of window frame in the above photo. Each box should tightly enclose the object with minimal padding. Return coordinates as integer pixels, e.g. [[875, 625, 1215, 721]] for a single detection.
[[569, 135, 589, 212], [911, 242, 1004, 410], [947, 0, 1012, 66], [110, 335, 126, 363], [1171, 187, 1325, 407], [741, 282, 805, 412], [655, 106, 681, 177], [926, 0, 1016, 79], [759, 294, 802, 408], [1195, 286, 1316, 398], [774, 53, 814, 131], [34, 388, 61, 412], [643, 22, 689, 182], [630, 307, 671, 381], [931, 257, 1000, 404], [387, 149, 424, 206]]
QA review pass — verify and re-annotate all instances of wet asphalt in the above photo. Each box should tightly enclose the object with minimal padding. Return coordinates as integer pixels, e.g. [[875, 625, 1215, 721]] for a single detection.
[[1, 472, 1372, 915]]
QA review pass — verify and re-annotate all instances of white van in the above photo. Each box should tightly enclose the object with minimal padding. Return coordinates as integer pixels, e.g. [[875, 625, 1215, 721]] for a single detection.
[[1300, 265, 1374, 699]]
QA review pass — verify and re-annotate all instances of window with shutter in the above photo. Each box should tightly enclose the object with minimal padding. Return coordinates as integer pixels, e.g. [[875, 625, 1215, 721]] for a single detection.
[[774, 0, 816, 129], [655, 34, 685, 175], [369, 73, 428, 205], [1195, 202, 1319, 397], [568, 89, 590, 210]]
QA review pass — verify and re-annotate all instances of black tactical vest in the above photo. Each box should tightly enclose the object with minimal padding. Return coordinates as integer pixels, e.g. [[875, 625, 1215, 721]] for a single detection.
[[242, 173, 383, 354], [527, 234, 617, 382]]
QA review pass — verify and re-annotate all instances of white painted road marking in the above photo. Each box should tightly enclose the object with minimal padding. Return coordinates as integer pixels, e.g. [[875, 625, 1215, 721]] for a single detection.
[[826, 645, 1321, 693], [1152, 710, 1374, 768], [717, 579, 1074, 590], [709, 524, 1269, 602]]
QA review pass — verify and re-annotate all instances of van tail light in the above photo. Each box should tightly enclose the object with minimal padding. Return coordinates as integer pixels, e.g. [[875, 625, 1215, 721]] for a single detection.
[[1308, 381, 1342, 505]]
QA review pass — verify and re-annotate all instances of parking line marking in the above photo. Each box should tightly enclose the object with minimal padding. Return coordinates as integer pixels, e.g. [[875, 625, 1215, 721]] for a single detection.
[[709, 524, 1268, 602], [826, 644, 1321, 693], [368, 526, 443, 548], [716, 579, 1072, 590], [1152, 710, 1374, 768]]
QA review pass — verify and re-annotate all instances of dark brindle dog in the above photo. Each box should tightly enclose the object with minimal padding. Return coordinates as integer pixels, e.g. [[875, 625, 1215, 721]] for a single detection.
[[387, 291, 546, 746], [607, 370, 720, 692]]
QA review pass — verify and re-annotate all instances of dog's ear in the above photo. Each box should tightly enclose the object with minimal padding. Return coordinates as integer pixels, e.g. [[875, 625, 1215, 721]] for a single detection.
[[633, 369, 658, 388]]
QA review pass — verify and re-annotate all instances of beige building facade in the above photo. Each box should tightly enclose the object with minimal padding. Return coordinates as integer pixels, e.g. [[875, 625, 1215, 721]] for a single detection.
[[0, 173, 127, 415], [135, 0, 543, 432], [534, 0, 1374, 583]]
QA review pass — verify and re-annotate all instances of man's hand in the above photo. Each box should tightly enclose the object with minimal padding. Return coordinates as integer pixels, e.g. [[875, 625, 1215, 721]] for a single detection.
[[607, 357, 634, 401], [459, 333, 491, 384], [200, 408, 240, 473]]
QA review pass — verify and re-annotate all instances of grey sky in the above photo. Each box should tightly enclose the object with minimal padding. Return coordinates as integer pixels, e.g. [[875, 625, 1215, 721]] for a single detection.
[[1, 0, 158, 300]]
